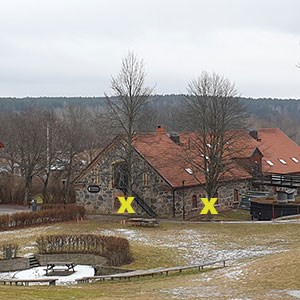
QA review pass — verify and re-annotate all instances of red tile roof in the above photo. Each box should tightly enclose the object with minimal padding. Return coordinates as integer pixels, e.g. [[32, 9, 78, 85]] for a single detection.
[[255, 128, 300, 174], [133, 132, 252, 188], [76, 127, 300, 188], [133, 128, 300, 188]]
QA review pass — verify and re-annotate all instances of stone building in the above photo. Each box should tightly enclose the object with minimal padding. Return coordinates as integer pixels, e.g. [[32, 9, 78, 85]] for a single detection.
[[74, 127, 300, 218]]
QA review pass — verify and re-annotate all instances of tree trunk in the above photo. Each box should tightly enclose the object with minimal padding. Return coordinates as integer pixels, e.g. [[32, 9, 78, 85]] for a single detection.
[[24, 173, 32, 207]]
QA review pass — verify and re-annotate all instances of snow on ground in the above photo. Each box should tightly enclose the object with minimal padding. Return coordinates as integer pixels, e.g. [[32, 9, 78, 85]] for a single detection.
[[286, 290, 300, 298], [0, 265, 94, 285], [100, 228, 283, 264]]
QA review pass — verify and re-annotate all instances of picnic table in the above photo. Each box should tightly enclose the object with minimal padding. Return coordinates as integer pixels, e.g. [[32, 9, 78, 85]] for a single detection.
[[45, 262, 75, 275], [125, 218, 159, 227]]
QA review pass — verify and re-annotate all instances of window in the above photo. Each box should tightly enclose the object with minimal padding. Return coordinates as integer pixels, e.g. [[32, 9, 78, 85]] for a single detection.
[[185, 168, 193, 175], [291, 157, 299, 163], [278, 159, 287, 165], [233, 189, 239, 203], [113, 197, 121, 212], [112, 162, 128, 189], [142, 173, 150, 186], [266, 160, 274, 166], [91, 169, 100, 184], [192, 195, 197, 209]]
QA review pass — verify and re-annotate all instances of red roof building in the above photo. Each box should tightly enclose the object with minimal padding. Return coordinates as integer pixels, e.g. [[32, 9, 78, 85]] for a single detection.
[[75, 127, 300, 217]]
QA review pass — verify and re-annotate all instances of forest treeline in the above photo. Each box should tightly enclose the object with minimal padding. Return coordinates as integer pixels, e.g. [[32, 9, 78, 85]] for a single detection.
[[1, 95, 300, 140]]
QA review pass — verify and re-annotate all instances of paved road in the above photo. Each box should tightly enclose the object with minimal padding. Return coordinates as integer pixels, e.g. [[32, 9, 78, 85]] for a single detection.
[[0, 205, 30, 215]]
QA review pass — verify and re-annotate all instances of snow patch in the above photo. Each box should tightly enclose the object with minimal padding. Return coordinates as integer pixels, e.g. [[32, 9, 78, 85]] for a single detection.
[[100, 228, 283, 265], [0, 265, 94, 285], [286, 290, 300, 298]]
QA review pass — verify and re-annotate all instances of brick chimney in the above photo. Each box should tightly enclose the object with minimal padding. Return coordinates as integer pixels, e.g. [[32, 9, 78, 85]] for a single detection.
[[250, 130, 259, 140], [156, 125, 166, 135]]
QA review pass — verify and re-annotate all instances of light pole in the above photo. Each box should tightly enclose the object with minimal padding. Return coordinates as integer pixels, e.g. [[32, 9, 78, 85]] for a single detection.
[[182, 180, 185, 220], [61, 179, 66, 205]]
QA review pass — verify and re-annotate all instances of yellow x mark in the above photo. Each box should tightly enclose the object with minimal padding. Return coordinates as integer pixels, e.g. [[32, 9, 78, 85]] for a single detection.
[[200, 198, 218, 215], [117, 197, 135, 214]]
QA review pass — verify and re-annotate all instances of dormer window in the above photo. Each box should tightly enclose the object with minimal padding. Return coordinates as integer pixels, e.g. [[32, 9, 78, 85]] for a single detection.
[[185, 168, 193, 175], [201, 154, 209, 160], [291, 157, 299, 163], [266, 160, 274, 166], [279, 159, 287, 165]]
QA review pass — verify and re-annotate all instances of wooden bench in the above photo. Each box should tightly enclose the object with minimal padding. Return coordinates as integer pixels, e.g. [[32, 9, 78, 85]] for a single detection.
[[0, 278, 58, 286]]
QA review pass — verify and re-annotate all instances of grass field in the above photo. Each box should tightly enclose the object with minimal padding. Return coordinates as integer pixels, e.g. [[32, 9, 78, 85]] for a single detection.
[[0, 218, 300, 299]]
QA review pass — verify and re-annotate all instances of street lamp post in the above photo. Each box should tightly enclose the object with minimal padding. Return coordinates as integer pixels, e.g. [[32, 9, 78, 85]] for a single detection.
[[182, 180, 185, 221], [61, 179, 66, 205]]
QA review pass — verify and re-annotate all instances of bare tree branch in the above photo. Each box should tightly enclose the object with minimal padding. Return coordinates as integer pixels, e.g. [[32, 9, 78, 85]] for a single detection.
[[105, 51, 154, 194]]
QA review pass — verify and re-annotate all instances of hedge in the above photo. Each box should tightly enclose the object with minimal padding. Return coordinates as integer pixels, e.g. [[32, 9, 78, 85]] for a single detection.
[[36, 234, 132, 266], [0, 205, 85, 231]]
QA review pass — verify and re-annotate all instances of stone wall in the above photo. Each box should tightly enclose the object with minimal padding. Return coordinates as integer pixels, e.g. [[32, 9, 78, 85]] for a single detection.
[[0, 257, 29, 272], [75, 143, 174, 217], [173, 179, 252, 217], [218, 180, 252, 207], [35, 253, 107, 266]]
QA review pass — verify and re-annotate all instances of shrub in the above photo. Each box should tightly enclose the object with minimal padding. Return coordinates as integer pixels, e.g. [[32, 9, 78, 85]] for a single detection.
[[36, 234, 132, 266], [1, 243, 19, 260], [0, 205, 86, 231]]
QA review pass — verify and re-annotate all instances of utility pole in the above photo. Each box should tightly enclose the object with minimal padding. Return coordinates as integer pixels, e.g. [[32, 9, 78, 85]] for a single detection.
[[182, 180, 185, 220]]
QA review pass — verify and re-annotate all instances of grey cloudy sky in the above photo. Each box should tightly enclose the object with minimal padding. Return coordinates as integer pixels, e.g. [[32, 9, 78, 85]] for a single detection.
[[0, 0, 300, 98]]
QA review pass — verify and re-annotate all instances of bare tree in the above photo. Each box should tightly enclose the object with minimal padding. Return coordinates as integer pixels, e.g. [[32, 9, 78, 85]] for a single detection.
[[183, 72, 247, 203], [8, 109, 47, 206], [0, 114, 21, 203], [105, 51, 153, 195], [36, 110, 63, 202], [59, 105, 90, 203]]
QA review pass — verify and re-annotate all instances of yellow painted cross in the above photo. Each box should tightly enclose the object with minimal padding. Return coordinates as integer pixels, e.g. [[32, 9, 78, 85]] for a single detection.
[[200, 198, 218, 215], [117, 196, 135, 214]]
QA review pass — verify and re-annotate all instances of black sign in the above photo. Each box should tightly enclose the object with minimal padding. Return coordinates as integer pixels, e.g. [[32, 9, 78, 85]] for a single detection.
[[87, 185, 100, 193]]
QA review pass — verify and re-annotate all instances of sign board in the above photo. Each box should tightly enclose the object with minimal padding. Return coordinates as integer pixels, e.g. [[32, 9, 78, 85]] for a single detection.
[[87, 185, 101, 193]]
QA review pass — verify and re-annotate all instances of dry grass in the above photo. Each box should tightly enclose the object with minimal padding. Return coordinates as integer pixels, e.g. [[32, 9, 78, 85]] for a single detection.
[[0, 219, 300, 299]]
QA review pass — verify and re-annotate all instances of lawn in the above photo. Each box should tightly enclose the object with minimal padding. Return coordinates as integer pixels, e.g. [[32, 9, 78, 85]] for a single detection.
[[0, 218, 300, 299]]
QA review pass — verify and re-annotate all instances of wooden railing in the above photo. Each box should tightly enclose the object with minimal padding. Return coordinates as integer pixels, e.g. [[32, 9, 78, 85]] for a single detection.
[[254, 174, 300, 188]]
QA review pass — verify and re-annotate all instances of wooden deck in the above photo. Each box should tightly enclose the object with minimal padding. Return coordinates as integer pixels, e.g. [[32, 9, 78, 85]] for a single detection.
[[253, 174, 300, 188], [76, 259, 227, 284]]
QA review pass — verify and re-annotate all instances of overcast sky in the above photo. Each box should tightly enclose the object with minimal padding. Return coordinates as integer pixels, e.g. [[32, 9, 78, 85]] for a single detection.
[[0, 0, 299, 98]]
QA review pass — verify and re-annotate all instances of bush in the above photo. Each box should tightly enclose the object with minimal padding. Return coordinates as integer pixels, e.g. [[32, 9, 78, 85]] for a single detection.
[[0, 205, 86, 231], [36, 234, 132, 266], [1, 243, 19, 260], [41, 204, 86, 219]]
